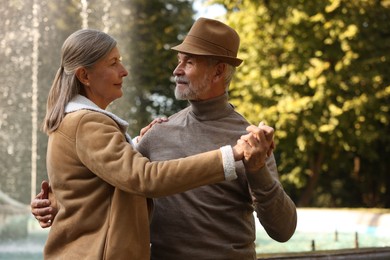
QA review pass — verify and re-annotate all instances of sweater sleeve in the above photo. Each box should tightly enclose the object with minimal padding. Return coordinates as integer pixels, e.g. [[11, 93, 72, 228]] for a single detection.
[[75, 112, 235, 197], [246, 153, 297, 242]]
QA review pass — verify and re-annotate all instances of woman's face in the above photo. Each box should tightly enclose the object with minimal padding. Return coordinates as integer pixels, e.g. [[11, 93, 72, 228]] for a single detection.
[[84, 47, 128, 109]]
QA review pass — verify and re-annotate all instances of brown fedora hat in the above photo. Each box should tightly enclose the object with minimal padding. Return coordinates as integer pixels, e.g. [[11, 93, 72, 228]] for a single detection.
[[171, 18, 243, 67]]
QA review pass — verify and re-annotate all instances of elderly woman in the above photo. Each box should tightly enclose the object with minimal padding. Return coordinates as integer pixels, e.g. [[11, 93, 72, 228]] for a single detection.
[[41, 29, 258, 259]]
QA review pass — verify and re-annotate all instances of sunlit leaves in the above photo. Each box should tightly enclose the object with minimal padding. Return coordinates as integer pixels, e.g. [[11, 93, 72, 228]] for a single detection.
[[325, 0, 341, 13], [210, 0, 390, 207]]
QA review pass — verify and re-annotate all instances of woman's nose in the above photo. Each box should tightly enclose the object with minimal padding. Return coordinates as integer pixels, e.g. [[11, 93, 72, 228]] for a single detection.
[[120, 64, 128, 77]]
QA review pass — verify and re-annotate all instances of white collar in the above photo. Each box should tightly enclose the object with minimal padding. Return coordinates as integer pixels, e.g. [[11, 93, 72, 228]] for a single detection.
[[65, 95, 133, 144]]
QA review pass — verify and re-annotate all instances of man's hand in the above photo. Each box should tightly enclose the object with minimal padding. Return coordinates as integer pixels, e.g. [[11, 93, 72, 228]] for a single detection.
[[30, 180, 56, 228], [239, 122, 275, 172], [249, 121, 275, 156]]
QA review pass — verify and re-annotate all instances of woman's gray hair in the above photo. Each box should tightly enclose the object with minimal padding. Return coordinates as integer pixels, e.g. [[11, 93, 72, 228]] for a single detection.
[[43, 29, 117, 134]]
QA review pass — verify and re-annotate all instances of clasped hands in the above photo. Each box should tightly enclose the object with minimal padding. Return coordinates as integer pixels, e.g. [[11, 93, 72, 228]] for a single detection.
[[233, 122, 275, 173]]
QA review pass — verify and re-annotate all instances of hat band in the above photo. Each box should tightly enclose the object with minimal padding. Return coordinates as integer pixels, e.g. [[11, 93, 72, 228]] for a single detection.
[[184, 35, 236, 57]]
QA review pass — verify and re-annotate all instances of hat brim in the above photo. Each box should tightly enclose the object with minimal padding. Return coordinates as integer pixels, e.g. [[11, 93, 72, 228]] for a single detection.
[[171, 43, 243, 67]]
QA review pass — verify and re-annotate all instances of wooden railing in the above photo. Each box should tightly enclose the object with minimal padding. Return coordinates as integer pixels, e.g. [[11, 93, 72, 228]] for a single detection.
[[258, 247, 390, 259]]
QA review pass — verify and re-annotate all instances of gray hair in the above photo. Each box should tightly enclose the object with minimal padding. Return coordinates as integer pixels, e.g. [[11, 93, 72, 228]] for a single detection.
[[206, 57, 236, 91], [43, 29, 117, 134]]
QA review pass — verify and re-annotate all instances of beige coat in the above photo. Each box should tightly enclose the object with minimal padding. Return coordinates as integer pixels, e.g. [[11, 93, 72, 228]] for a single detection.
[[44, 109, 227, 259]]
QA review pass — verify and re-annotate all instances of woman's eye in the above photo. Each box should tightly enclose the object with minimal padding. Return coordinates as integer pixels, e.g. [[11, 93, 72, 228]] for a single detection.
[[111, 58, 122, 66]]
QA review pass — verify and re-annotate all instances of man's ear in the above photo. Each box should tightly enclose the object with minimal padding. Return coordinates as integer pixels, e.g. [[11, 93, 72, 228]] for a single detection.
[[213, 63, 226, 81], [75, 67, 89, 86]]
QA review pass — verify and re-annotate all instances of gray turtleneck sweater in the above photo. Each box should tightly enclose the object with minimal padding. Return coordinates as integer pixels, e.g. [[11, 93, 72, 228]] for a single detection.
[[136, 93, 297, 260]]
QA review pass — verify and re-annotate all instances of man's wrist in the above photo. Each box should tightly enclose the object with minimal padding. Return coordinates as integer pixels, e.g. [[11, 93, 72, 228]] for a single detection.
[[246, 165, 275, 189], [244, 160, 266, 174]]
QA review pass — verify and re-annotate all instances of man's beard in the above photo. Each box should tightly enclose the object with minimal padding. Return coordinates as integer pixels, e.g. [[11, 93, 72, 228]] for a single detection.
[[174, 85, 195, 100], [174, 75, 211, 101]]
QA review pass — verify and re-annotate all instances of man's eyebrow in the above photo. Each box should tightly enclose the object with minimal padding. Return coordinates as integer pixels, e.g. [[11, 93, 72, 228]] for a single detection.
[[178, 54, 193, 61]]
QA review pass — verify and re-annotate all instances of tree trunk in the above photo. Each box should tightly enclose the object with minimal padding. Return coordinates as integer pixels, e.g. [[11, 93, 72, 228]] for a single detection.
[[297, 145, 325, 207]]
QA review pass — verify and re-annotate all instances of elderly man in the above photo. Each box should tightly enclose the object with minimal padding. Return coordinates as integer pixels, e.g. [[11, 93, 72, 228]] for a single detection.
[[32, 18, 297, 259], [138, 18, 297, 259]]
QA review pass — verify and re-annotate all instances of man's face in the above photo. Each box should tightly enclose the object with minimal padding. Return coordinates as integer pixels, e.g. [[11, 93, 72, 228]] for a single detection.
[[173, 53, 213, 101]]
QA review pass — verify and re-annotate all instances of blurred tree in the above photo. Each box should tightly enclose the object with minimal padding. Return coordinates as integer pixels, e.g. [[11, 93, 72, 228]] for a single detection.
[[209, 0, 390, 207], [110, 0, 195, 136]]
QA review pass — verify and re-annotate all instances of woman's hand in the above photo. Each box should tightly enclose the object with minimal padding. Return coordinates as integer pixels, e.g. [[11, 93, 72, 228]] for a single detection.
[[137, 117, 168, 142], [239, 122, 275, 172]]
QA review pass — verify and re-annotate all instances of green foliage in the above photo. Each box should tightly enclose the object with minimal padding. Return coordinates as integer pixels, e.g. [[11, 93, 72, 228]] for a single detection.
[[210, 0, 390, 207]]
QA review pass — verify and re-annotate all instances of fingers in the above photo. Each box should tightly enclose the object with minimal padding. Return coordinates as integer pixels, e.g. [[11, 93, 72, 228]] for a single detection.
[[268, 141, 275, 157], [41, 180, 50, 200], [236, 139, 249, 148], [39, 220, 53, 228], [240, 132, 268, 160], [245, 122, 275, 154], [31, 180, 50, 206], [31, 198, 52, 218], [153, 117, 168, 124], [240, 131, 265, 149], [31, 197, 50, 208], [239, 122, 276, 172], [149, 117, 168, 127], [232, 140, 244, 161], [139, 117, 168, 138], [35, 213, 54, 226], [246, 122, 274, 141], [239, 136, 266, 172], [31, 200, 54, 228], [31, 181, 54, 228]]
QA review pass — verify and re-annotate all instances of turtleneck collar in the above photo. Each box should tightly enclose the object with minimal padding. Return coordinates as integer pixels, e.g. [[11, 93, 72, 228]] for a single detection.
[[189, 93, 234, 121]]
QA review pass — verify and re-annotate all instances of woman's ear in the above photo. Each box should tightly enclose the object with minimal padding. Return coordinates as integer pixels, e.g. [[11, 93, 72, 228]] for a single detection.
[[75, 67, 89, 86]]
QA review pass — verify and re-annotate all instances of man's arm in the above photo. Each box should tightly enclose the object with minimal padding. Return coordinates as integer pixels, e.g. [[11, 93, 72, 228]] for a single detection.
[[241, 123, 297, 242], [247, 154, 297, 242], [30, 180, 58, 228]]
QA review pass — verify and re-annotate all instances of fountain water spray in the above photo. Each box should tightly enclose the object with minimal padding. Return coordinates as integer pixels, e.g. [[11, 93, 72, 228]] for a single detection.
[[102, 0, 111, 33], [80, 0, 89, 29], [30, 0, 40, 201]]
